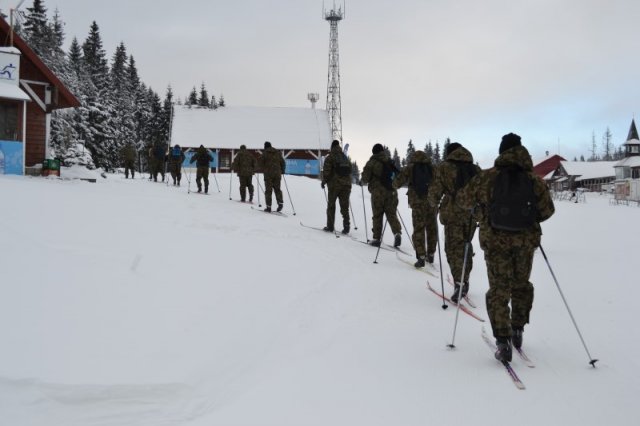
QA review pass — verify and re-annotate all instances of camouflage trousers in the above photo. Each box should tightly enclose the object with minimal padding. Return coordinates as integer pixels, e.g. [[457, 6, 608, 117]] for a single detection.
[[371, 189, 401, 240], [411, 200, 438, 259], [152, 160, 165, 182], [238, 175, 254, 201], [196, 166, 209, 192], [327, 184, 351, 230], [263, 175, 283, 207], [444, 221, 474, 284], [124, 160, 135, 178], [169, 163, 181, 184], [485, 246, 535, 338]]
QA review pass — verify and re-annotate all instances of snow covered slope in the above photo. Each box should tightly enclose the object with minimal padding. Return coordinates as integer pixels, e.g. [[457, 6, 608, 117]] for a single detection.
[[0, 173, 636, 426]]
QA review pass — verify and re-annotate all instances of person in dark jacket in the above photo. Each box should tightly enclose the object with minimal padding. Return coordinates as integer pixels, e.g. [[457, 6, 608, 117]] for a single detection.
[[259, 141, 285, 212], [151, 142, 166, 182], [189, 145, 213, 193], [360, 143, 402, 247], [321, 140, 352, 234], [231, 145, 257, 202], [457, 133, 555, 362], [168, 144, 185, 186], [120, 142, 137, 179]]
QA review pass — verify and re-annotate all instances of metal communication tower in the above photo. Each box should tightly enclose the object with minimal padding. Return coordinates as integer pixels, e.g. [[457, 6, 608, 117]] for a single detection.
[[324, 2, 344, 142]]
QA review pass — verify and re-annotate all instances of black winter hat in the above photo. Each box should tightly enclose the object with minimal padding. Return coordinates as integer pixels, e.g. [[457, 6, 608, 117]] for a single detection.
[[445, 142, 462, 157], [372, 143, 384, 154], [499, 133, 522, 154], [264, 141, 272, 149], [240, 144, 246, 149], [331, 140, 341, 148]]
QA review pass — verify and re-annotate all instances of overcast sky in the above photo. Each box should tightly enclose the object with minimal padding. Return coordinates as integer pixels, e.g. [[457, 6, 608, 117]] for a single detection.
[[4, 0, 639, 167]]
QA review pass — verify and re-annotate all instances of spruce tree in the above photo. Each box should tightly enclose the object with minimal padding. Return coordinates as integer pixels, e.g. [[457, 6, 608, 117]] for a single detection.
[[218, 94, 225, 107], [392, 148, 401, 170], [433, 141, 442, 164], [406, 139, 415, 162], [187, 87, 198, 106], [22, 0, 50, 56], [198, 83, 210, 107]]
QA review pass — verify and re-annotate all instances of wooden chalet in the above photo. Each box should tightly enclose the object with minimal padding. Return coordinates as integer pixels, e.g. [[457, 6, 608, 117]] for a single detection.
[[533, 152, 566, 179], [0, 17, 79, 175], [170, 105, 332, 177]]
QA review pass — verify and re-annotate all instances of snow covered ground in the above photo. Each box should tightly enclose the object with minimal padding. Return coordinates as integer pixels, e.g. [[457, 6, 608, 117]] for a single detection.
[[0, 171, 637, 426]]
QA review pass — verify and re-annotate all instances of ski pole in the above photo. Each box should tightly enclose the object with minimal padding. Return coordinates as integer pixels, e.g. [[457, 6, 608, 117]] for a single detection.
[[373, 219, 388, 264], [397, 209, 415, 251], [212, 172, 221, 193], [360, 184, 369, 242], [539, 244, 598, 367], [282, 174, 296, 216], [435, 213, 447, 309], [229, 170, 233, 200], [255, 174, 262, 207], [447, 215, 477, 349], [349, 193, 358, 230]]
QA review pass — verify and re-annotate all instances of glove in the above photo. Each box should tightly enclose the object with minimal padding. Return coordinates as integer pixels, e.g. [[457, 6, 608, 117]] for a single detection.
[[321, 181, 326, 189]]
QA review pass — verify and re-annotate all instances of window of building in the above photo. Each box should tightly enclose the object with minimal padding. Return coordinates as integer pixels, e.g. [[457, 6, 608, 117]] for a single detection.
[[0, 103, 19, 140]]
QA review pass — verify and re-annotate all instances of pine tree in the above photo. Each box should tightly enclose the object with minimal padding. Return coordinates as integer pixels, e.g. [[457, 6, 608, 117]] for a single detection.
[[433, 141, 442, 164], [580, 155, 585, 162], [406, 139, 415, 162], [392, 148, 401, 170], [602, 127, 613, 161], [22, 0, 50, 57], [424, 141, 434, 161], [443, 138, 451, 161], [187, 87, 198, 106], [198, 83, 210, 108], [218, 94, 225, 107]]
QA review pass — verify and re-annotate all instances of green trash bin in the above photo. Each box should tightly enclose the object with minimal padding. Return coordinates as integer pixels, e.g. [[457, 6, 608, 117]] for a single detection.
[[43, 158, 61, 176]]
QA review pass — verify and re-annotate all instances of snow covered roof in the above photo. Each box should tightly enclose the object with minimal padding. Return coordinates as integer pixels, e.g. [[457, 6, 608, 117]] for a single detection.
[[171, 106, 332, 151], [560, 161, 616, 180], [0, 81, 30, 101], [623, 138, 640, 146], [615, 156, 640, 168]]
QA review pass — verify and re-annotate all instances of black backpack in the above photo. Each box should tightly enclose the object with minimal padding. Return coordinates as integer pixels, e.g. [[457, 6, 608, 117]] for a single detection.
[[489, 167, 538, 232], [453, 161, 478, 192], [336, 153, 352, 177], [380, 160, 397, 190], [412, 162, 433, 196]]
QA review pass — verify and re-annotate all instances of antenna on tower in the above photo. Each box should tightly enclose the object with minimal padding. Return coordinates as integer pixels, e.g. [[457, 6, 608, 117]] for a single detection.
[[323, 0, 345, 142], [307, 93, 319, 109]]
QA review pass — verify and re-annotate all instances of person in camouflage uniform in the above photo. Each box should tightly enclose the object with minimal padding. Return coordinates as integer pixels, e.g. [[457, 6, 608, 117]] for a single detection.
[[189, 145, 213, 193], [120, 142, 136, 179], [360, 143, 402, 247], [259, 141, 286, 212], [151, 142, 166, 182], [321, 140, 352, 234], [427, 142, 481, 302], [393, 150, 437, 267], [167, 144, 185, 186], [231, 144, 257, 202], [457, 133, 554, 362]]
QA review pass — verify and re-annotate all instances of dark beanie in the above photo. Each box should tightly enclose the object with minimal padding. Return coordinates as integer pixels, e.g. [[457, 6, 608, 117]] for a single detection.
[[264, 141, 271, 149], [331, 140, 341, 148], [372, 143, 384, 154], [445, 142, 462, 157], [240, 144, 246, 149], [499, 133, 521, 154]]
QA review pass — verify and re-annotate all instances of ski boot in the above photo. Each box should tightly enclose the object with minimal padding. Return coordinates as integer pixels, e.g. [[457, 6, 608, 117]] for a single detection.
[[414, 257, 426, 268], [512, 327, 524, 349], [323, 226, 334, 232], [394, 233, 401, 247], [495, 337, 513, 362], [277, 203, 284, 212], [264, 206, 272, 212], [369, 239, 381, 247]]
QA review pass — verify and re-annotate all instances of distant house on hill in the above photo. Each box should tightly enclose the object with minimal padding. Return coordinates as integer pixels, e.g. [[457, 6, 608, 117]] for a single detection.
[[0, 17, 79, 176], [170, 106, 332, 177], [549, 160, 617, 192], [613, 119, 640, 202], [533, 152, 566, 179]]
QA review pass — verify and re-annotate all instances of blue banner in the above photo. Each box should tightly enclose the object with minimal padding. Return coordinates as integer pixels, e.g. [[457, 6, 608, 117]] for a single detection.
[[286, 159, 319, 175], [183, 149, 217, 168], [0, 140, 23, 175]]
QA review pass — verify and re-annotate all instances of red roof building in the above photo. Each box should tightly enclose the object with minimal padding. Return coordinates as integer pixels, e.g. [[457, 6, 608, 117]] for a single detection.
[[533, 154, 566, 179], [0, 17, 79, 175]]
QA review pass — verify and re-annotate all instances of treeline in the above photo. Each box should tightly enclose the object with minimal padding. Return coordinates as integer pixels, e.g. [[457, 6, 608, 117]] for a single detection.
[[182, 83, 225, 109], [14, 0, 223, 171]]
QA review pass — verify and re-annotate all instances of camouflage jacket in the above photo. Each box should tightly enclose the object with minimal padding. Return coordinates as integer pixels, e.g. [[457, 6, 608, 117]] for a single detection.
[[260, 147, 285, 178], [190, 147, 213, 168], [456, 145, 555, 252], [120, 144, 136, 163], [427, 147, 481, 225], [392, 150, 433, 208], [361, 152, 398, 194], [322, 145, 352, 187], [232, 148, 257, 176]]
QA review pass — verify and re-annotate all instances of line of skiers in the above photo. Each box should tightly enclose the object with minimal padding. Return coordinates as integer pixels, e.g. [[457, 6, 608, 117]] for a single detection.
[[122, 134, 555, 363], [323, 134, 554, 363]]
